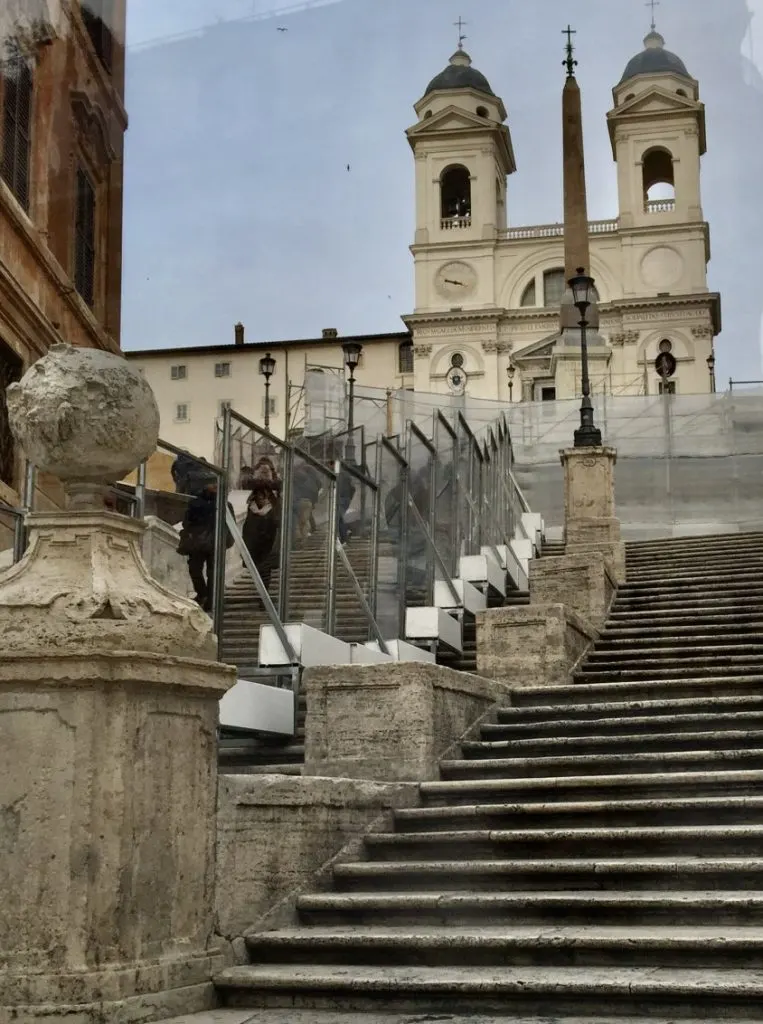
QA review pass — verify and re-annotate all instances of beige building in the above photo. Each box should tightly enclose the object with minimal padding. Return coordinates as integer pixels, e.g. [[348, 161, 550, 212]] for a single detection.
[[126, 28, 721, 461]]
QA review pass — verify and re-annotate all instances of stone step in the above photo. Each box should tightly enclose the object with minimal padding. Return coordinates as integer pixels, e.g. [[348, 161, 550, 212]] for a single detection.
[[243, 923, 763, 970], [618, 574, 763, 593], [585, 646, 763, 664], [625, 562, 763, 582], [218, 743, 305, 764], [215, 962, 763, 1017], [362, 824, 763, 861], [626, 532, 763, 553], [461, 729, 763, 759], [420, 769, 763, 806], [509, 675, 763, 707], [602, 620, 763, 639], [574, 664, 763, 683], [218, 763, 303, 775], [330, 855, 763, 894], [608, 602, 763, 619], [295, 888, 763, 928], [612, 590, 763, 608], [439, 747, 763, 781], [483, 707, 763, 740], [593, 634, 763, 652], [393, 795, 763, 832], [495, 693, 763, 724]]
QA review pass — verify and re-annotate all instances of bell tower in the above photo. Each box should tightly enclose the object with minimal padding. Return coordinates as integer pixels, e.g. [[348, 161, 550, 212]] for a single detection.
[[607, 29, 707, 229], [405, 45, 516, 316]]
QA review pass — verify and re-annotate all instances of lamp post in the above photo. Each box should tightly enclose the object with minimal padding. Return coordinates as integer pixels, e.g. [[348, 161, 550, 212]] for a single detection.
[[707, 351, 717, 394], [259, 351, 276, 430], [342, 340, 363, 464], [569, 267, 602, 448], [507, 362, 516, 403]]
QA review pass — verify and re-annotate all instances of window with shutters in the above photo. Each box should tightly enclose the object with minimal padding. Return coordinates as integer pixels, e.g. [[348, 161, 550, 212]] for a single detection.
[[214, 362, 231, 378], [398, 341, 413, 375], [81, 1, 114, 73], [0, 53, 33, 211], [175, 404, 189, 422], [171, 364, 187, 380], [74, 167, 96, 307]]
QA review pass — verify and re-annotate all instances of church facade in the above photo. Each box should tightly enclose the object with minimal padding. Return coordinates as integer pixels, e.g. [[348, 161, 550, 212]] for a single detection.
[[404, 32, 720, 404]]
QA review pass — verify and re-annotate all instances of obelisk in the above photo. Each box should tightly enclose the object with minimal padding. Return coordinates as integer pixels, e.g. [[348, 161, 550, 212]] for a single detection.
[[557, 27, 625, 581]]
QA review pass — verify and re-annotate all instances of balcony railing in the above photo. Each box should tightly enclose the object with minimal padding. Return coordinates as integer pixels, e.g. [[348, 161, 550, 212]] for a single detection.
[[441, 216, 472, 230], [645, 198, 676, 214], [503, 218, 618, 240]]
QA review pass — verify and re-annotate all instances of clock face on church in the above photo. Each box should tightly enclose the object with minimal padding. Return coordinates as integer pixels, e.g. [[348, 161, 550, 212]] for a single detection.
[[435, 261, 477, 301]]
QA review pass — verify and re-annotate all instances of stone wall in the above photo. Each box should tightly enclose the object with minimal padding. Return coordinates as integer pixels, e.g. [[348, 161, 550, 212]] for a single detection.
[[477, 603, 597, 687], [529, 550, 617, 629], [304, 662, 511, 781], [215, 774, 417, 943]]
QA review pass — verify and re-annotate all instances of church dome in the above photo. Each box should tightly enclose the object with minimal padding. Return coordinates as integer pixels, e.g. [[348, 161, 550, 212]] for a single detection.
[[425, 48, 495, 97], [620, 31, 691, 83]]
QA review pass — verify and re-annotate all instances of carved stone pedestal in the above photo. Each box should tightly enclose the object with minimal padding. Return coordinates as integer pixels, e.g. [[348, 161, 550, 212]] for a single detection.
[[0, 346, 234, 1022], [529, 550, 617, 630], [561, 445, 626, 581]]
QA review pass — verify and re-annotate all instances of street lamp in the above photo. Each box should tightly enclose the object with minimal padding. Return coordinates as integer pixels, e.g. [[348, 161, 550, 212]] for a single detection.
[[507, 362, 516, 403], [707, 351, 717, 394], [569, 267, 602, 448], [342, 340, 363, 464], [259, 351, 276, 430]]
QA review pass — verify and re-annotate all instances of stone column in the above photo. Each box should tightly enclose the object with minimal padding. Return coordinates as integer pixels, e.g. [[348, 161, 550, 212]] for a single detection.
[[0, 345, 234, 1023], [561, 444, 626, 581]]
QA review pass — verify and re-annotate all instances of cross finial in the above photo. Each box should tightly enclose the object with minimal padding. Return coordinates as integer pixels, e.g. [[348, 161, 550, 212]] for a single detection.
[[563, 25, 578, 77], [646, 0, 660, 31], [454, 16, 467, 50]]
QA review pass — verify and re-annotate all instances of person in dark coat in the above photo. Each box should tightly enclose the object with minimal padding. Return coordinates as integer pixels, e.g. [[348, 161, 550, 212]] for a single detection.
[[291, 464, 322, 543], [177, 481, 232, 611], [242, 480, 280, 592], [337, 470, 356, 544]]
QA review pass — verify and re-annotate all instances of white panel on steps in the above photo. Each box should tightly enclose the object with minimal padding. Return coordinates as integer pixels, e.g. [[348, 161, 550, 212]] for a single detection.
[[434, 577, 486, 614], [405, 606, 463, 653], [259, 623, 351, 667], [510, 537, 533, 578], [488, 543, 528, 592], [459, 554, 506, 597], [366, 639, 436, 664], [521, 512, 544, 552], [219, 678, 294, 734], [350, 644, 394, 664]]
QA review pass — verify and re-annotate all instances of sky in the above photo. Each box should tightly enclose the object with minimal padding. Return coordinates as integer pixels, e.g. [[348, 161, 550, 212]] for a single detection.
[[121, 0, 763, 382]]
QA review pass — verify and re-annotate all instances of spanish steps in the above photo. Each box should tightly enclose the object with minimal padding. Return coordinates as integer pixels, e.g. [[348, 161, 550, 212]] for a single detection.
[[215, 530, 763, 1020]]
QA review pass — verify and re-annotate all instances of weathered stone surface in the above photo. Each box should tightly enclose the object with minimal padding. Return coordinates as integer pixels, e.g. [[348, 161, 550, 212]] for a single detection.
[[0, 511, 216, 660], [0, 653, 233, 1023], [476, 603, 597, 687], [530, 550, 617, 629], [216, 774, 417, 940], [560, 446, 626, 581], [303, 663, 510, 781], [143, 514, 194, 599], [6, 344, 159, 486]]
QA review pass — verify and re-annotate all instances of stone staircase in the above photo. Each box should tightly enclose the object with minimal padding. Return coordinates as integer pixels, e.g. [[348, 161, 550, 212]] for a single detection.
[[215, 531, 763, 1019]]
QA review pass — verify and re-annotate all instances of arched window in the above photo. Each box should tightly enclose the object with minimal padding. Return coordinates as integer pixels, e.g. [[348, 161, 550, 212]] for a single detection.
[[520, 279, 537, 307], [398, 340, 414, 375], [543, 268, 566, 307], [642, 146, 675, 207], [440, 165, 471, 224]]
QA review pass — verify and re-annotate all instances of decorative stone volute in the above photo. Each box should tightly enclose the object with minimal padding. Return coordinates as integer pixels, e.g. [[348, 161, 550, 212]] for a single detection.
[[1, 345, 216, 659]]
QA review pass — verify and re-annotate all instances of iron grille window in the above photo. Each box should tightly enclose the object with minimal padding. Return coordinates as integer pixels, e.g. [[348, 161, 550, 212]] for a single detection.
[[1, 53, 33, 211], [171, 364, 187, 380], [74, 167, 96, 307], [398, 341, 413, 375], [175, 404, 189, 422], [81, 1, 114, 73], [214, 362, 231, 378]]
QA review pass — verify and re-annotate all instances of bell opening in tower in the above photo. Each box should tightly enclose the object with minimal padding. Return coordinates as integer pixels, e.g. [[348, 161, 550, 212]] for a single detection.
[[440, 165, 471, 228], [642, 146, 676, 211]]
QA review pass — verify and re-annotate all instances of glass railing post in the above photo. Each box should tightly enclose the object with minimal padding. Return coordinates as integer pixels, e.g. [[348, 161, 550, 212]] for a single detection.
[[212, 404, 233, 644], [277, 443, 294, 620], [135, 460, 147, 521], [326, 465, 340, 635]]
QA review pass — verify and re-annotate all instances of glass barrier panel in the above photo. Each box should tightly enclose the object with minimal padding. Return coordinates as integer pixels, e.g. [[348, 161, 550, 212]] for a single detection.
[[0, 503, 20, 566], [284, 448, 336, 634], [455, 417, 477, 557], [433, 414, 458, 578], [406, 427, 435, 604], [376, 439, 407, 639], [333, 462, 379, 646]]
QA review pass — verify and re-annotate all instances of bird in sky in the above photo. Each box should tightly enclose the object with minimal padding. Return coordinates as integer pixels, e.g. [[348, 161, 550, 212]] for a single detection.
[[277, 26, 288, 32], [346, 163, 351, 171]]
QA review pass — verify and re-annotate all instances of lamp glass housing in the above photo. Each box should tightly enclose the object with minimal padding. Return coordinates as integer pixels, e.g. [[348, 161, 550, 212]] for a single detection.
[[342, 341, 363, 371], [259, 352, 276, 378], [568, 268, 595, 310]]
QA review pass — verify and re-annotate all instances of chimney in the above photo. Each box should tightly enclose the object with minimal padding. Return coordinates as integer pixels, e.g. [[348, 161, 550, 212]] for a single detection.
[[322, 328, 338, 339], [234, 322, 245, 346]]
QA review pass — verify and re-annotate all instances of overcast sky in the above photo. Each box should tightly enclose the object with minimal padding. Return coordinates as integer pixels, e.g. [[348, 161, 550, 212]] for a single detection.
[[121, 0, 763, 382]]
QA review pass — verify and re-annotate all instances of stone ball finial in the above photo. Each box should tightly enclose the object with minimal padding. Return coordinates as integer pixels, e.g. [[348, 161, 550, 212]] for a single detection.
[[6, 345, 159, 489]]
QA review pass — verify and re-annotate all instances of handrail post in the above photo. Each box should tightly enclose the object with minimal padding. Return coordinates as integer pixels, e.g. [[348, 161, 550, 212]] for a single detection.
[[278, 444, 294, 620], [212, 405, 233, 648], [135, 460, 147, 520], [326, 464, 340, 635]]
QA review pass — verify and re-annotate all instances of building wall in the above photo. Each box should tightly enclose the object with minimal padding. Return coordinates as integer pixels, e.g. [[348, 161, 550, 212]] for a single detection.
[[0, 0, 126, 507], [126, 333, 413, 463]]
